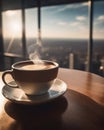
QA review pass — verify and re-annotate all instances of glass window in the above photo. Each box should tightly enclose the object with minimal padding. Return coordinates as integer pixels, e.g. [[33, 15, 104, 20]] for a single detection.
[[93, 1, 104, 76], [25, 8, 38, 58], [2, 10, 22, 56], [1, 1, 103, 76], [41, 2, 89, 70]]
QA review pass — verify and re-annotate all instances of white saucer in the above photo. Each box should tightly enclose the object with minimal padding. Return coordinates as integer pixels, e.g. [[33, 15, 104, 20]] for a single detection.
[[2, 79, 67, 105]]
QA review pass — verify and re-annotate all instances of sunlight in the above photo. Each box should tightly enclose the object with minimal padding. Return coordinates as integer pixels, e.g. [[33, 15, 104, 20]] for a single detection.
[[10, 22, 21, 33], [6, 21, 21, 52], [5, 10, 16, 16], [3, 10, 22, 38]]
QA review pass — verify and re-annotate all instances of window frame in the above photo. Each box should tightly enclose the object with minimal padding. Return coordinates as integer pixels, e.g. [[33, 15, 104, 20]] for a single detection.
[[0, 0, 103, 73]]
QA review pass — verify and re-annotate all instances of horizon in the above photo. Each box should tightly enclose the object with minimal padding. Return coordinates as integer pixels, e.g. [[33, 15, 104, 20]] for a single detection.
[[4, 37, 104, 41]]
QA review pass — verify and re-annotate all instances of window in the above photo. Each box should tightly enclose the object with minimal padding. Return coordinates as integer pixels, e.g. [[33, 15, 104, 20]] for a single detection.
[[93, 1, 104, 76], [2, 10, 22, 56], [41, 2, 88, 70], [25, 8, 38, 57], [0, 0, 104, 76]]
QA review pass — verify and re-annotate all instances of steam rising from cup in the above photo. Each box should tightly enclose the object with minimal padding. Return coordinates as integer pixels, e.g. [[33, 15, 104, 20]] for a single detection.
[[28, 39, 43, 64], [29, 51, 43, 64]]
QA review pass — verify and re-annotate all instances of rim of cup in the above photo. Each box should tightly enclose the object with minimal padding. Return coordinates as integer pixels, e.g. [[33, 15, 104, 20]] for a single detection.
[[12, 60, 59, 71]]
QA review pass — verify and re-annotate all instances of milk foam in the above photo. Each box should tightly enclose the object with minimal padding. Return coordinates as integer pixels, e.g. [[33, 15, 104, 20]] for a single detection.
[[21, 64, 55, 70]]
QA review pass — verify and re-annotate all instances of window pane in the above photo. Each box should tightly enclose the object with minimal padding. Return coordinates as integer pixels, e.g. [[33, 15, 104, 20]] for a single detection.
[[2, 10, 22, 56], [41, 3, 88, 70], [93, 1, 104, 76], [25, 8, 38, 58]]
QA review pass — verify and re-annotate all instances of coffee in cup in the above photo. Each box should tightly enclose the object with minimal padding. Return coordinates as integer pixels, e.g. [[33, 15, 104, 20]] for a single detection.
[[2, 60, 59, 95]]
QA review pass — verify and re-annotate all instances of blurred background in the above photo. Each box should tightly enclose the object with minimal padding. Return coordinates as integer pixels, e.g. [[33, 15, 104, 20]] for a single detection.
[[0, 0, 104, 77]]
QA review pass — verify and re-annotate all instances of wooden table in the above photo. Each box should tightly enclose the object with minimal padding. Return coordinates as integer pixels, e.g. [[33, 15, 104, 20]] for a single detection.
[[0, 68, 104, 130]]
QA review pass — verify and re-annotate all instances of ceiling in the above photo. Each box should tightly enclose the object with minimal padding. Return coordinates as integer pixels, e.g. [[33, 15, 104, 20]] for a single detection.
[[1, 0, 88, 11]]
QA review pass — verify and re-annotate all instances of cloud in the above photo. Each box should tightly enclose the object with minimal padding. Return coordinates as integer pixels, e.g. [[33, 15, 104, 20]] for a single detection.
[[97, 15, 104, 21], [69, 20, 88, 34], [94, 15, 104, 25], [58, 20, 84, 28], [69, 22, 79, 27], [58, 21, 67, 26], [76, 16, 87, 21], [55, 2, 88, 13]]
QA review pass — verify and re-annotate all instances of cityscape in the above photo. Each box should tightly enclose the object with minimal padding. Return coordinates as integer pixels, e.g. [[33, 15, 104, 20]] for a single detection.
[[3, 38, 104, 77], [2, 1, 104, 77]]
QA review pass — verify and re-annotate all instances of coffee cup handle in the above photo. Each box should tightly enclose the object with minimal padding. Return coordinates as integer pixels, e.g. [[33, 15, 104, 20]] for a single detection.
[[2, 70, 18, 88]]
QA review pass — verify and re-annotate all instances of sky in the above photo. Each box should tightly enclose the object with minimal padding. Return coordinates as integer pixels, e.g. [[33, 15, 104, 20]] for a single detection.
[[2, 1, 104, 39], [41, 1, 104, 39]]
